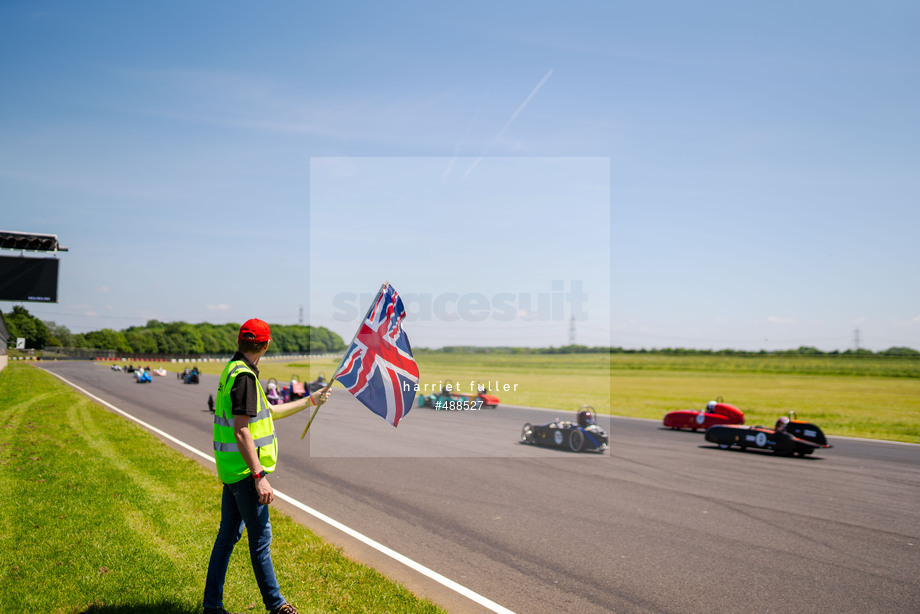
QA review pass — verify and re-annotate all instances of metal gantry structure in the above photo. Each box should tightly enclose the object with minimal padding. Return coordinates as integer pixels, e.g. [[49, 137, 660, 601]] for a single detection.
[[0, 230, 68, 253]]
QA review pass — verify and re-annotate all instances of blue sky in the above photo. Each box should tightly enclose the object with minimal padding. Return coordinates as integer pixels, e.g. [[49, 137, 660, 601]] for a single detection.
[[1, 1, 918, 351], [309, 156, 609, 347]]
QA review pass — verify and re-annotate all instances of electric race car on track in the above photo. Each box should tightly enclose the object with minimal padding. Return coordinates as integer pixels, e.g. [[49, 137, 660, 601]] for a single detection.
[[418, 380, 500, 410], [457, 382, 500, 408], [308, 374, 328, 393], [282, 375, 307, 401], [663, 397, 744, 430], [704, 411, 833, 457], [521, 406, 608, 453]]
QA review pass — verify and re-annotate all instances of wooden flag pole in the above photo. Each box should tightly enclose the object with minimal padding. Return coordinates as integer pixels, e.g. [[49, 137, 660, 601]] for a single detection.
[[300, 379, 335, 439]]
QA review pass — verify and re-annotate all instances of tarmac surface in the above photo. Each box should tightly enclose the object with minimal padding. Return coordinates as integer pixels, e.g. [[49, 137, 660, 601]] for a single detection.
[[41, 361, 920, 613]]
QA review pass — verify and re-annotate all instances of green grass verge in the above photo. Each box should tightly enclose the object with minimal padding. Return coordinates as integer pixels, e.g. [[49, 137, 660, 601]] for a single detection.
[[0, 363, 445, 614]]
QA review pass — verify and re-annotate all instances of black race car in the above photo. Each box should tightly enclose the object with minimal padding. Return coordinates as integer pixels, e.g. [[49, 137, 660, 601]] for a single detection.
[[521, 406, 608, 453], [308, 374, 327, 393], [704, 412, 832, 457], [181, 367, 200, 384]]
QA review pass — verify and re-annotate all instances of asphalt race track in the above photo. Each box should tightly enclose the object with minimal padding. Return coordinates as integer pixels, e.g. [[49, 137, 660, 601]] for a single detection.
[[41, 361, 920, 613]]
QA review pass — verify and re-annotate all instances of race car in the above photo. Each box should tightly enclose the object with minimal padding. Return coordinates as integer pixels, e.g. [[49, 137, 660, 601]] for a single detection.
[[135, 368, 152, 384], [418, 379, 498, 410], [521, 406, 608, 453], [418, 388, 467, 410], [283, 375, 307, 401], [182, 367, 200, 384], [265, 379, 285, 405], [308, 374, 328, 393], [460, 382, 500, 408], [704, 412, 833, 457], [663, 397, 744, 430]]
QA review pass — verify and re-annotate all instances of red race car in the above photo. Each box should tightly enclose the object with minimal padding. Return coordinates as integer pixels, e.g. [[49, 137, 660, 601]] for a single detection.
[[458, 381, 500, 409], [663, 398, 744, 431]]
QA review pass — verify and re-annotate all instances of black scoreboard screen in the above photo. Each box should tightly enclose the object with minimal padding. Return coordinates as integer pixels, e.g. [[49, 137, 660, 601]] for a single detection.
[[0, 256, 59, 302]]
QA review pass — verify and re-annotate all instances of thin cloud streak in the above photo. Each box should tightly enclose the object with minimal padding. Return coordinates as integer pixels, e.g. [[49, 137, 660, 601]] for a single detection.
[[443, 104, 482, 180], [461, 68, 554, 181]]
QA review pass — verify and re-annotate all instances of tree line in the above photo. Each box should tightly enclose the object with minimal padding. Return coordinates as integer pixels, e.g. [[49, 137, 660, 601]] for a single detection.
[[2, 306, 345, 356]]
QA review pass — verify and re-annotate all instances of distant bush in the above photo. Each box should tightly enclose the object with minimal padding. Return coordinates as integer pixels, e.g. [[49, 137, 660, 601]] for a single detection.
[[879, 346, 920, 357]]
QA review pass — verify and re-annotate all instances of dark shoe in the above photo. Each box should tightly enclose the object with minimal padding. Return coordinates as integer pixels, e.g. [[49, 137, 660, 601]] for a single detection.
[[269, 605, 299, 614]]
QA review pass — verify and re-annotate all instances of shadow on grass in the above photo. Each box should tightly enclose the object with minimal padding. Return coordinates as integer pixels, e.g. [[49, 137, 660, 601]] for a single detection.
[[76, 601, 202, 614]]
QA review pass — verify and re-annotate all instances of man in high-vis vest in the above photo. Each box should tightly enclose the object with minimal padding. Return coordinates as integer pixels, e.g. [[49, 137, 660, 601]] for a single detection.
[[203, 319, 330, 614]]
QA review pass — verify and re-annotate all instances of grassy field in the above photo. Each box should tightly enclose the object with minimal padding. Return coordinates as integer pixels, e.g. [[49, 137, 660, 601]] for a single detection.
[[607, 352, 920, 377], [110, 352, 920, 443], [0, 363, 444, 614]]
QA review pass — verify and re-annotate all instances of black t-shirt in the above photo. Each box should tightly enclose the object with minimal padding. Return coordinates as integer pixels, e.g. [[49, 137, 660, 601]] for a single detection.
[[229, 352, 260, 417]]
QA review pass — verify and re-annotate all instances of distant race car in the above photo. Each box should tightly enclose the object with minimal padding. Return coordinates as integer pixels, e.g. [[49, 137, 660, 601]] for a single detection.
[[663, 397, 744, 430], [461, 382, 500, 408], [283, 375, 307, 401], [135, 368, 152, 384], [308, 374, 328, 393], [266, 379, 285, 405], [418, 388, 470, 410], [418, 379, 499, 409], [180, 367, 200, 384], [704, 412, 833, 457], [521, 406, 608, 453]]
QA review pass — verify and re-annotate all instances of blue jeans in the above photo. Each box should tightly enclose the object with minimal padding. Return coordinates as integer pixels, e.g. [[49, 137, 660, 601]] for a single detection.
[[203, 477, 285, 611]]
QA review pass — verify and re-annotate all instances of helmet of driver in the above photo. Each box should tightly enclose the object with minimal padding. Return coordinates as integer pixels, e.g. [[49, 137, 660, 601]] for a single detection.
[[706, 401, 716, 413], [775, 416, 790, 431], [577, 409, 596, 427]]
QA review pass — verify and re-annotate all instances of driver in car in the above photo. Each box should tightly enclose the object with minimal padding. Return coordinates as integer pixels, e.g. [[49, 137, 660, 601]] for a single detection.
[[577, 409, 596, 428], [773, 416, 797, 455]]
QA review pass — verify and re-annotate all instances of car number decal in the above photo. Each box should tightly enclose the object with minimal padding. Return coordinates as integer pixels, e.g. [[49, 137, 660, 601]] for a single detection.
[[554, 431, 563, 445], [755, 432, 767, 447], [695, 413, 705, 425]]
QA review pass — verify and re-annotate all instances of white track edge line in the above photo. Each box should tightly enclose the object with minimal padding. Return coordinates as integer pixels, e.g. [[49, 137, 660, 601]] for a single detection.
[[43, 369, 516, 614]]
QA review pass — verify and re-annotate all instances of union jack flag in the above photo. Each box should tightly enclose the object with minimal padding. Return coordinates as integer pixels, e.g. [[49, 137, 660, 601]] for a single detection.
[[334, 282, 419, 427]]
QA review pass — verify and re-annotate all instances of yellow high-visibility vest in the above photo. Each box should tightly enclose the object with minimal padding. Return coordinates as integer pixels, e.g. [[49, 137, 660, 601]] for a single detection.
[[213, 359, 277, 484]]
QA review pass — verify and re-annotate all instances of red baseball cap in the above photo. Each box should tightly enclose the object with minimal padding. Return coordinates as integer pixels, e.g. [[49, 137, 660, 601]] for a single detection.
[[239, 318, 271, 343]]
